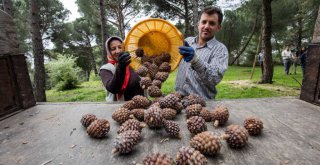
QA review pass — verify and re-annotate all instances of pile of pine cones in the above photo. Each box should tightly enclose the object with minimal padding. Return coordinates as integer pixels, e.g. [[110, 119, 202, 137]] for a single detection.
[[79, 48, 265, 164]]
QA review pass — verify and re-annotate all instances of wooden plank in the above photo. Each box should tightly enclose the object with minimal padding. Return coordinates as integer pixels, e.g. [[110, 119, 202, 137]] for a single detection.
[[312, 6, 320, 43], [0, 57, 20, 117], [0, 98, 320, 165], [11, 54, 36, 109], [300, 44, 320, 104]]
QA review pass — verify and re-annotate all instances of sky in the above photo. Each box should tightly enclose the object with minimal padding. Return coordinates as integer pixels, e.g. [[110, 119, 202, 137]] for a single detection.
[[60, 0, 243, 22]]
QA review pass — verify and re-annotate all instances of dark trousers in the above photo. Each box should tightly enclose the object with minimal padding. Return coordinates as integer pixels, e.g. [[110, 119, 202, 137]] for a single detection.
[[260, 62, 264, 75], [283, 59, 291, 75]]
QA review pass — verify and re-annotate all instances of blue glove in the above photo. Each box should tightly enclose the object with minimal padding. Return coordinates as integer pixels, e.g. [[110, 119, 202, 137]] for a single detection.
[[179, 41, 195, 62]]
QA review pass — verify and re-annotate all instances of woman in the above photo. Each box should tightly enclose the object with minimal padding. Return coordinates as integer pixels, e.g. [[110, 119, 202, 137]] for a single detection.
[[99, 36, 144, 102]]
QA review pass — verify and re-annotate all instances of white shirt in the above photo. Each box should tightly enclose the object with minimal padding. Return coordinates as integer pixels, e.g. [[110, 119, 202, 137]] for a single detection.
[[281, 50, 292, 60]]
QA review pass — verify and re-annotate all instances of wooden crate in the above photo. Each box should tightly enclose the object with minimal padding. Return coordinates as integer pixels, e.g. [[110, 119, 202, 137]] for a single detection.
[[300, 44, 320, 105], [0, 54, 35, 118]]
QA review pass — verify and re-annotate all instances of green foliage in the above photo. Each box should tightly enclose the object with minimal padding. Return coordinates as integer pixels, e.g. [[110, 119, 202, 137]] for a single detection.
[[46, 79, 106, 102], [89, 72, 101, 81], [46, 54, 81, 91], [161, 69, 177, 94], [46, 66, 302, 102]]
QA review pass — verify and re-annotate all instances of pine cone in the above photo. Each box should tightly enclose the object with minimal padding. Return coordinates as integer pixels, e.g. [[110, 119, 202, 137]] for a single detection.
[[130, 108, 145, 121], [176, 146, 207, 165], [112, 130, 141, 154], [190, 131, 221, 156], [173, 102, 184, 114], [142, 55, 153, 64], [185, 104, 202, 119], [200, 108, 212, 122], [86, 119, 110, 138], [143, 153, 173, 165], [244, 117, 263, 135], [154, 72, 169, 82], [132, 95, 150, 108], [212, 105, 229, 127], [80, 113, 97, 127], [122, 100, 138, 110], [148, 63, 158, 80], [144, 106, 164, 129], [187, 116, 207, 134], [159, 62, 171, 72], [182, 94, 206, 107], [147, 85, 162, 97], [163, 120, 180, 138], [112, 108, 131, 124], [137, 65, 149, 77], [223, 124, 249, 149], [140, 77, 152, 90], [171, 91, 183, 101], [135, 48, 144, 57], [143, 61, 152, 68], [159, 52, 171, 63], [162, 108, 177, 120], [152, 79, 162, 88], [159, 94, 179, 109], [117, 119, 145, 134]]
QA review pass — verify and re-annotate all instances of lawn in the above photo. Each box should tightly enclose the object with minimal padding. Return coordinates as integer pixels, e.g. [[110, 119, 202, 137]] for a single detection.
[[46, 65, 303, 102]]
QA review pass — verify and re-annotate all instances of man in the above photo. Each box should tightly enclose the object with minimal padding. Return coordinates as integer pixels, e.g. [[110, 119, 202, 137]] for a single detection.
[[258, 50, 264, 75], [175, 6, 228, 99], [281, 46, 292, 75], [299, 47, 307, 76]]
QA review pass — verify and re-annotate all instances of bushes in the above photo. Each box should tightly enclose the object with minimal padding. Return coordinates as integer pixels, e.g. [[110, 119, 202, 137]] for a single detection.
[[46, 54, 81, 91]]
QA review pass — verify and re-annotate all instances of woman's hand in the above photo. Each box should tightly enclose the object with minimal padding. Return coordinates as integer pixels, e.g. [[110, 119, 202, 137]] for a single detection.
[[118, 52, 131, 69]]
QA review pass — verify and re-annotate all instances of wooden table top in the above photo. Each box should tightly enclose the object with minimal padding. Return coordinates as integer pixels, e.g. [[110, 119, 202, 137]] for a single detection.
[[1, 97, 320, 165]]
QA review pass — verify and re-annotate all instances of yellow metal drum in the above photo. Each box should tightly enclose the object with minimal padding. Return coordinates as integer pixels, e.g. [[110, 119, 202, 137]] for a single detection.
[[124, 18, 184, 72]]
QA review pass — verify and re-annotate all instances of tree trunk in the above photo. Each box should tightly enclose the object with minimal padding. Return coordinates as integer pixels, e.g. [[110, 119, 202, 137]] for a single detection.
[[118, 10, 125, 39], [3, 0, 14, 16], [88, 44, 98, 75], [230, 14, 258, 65], [261, 0, 273, 84], [183, 0, 191, 36], [30, 0, 46, 102], [99, 0, 108, 64], [191, 0, 198, 35]]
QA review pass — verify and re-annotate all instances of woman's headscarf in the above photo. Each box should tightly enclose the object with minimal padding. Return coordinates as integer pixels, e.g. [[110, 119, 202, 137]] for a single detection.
[[105, 36, 130, 100]]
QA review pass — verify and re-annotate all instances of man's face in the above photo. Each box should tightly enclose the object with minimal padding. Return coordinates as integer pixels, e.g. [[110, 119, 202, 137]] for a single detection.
[[198, 13, 221, 42]]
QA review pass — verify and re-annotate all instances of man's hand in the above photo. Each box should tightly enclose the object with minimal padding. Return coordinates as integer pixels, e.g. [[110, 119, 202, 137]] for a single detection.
[[179, 41, 195, 62], [118, 52, 131, 69]]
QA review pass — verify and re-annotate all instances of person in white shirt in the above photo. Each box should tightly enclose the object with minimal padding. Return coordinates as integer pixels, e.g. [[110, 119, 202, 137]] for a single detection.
[[281, 46, 292, 75], [258, 50, 264, 75]]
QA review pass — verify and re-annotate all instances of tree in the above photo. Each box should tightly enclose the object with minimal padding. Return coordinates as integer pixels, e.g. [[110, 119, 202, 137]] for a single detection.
[[191, 0, 199, 34], [3, 0, 14, 16], [147, 0, 216, 36], [99, 0, 108, 64], [261, 0, 273, 84], [216, 1, 262, 65], [51, 18, 99, 81], [106, 0, 142, 39], [29, 0, 46, 101]]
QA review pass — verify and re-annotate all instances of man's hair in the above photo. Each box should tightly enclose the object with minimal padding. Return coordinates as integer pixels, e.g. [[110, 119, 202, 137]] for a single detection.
[[199, 6, 223, 25]]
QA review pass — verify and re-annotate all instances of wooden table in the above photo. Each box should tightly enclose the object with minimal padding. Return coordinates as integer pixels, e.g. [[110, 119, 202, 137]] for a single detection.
[[1, 97, 320, 165]]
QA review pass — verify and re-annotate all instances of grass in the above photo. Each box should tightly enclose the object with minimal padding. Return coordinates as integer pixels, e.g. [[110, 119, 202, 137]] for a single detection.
[[46, 65, 303, 102]]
